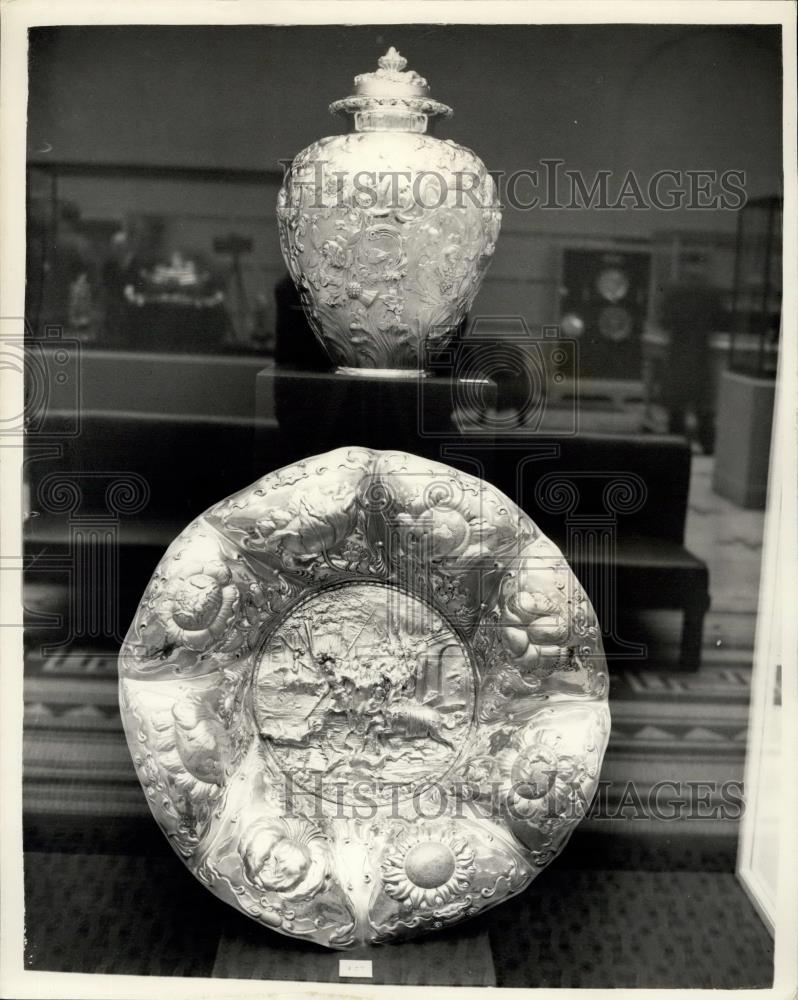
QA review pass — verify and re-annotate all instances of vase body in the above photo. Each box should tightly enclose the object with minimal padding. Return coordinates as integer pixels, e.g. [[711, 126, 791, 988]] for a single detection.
[[277, 51, 501, 373]]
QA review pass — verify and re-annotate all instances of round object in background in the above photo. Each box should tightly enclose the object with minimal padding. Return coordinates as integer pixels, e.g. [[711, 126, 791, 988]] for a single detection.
[[598, 305, 633, 342], [595, 266, 630, 303]]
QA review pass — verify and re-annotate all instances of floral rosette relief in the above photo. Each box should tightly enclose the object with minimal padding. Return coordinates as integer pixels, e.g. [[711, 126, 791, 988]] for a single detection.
[[277, 47, 501, 372], [119, 448, 609, 947]]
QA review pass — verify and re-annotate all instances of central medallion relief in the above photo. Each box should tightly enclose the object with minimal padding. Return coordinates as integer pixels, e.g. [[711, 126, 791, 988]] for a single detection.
[[254, 582, 475, 804]]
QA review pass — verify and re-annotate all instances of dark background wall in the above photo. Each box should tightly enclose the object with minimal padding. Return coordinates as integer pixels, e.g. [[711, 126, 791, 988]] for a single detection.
[[27, 23, 782, 201], [26, 23, 783, 327]]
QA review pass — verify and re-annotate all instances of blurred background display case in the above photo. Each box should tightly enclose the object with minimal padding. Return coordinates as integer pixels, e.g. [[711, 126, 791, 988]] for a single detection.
[[559, 247, 651, 381], [712, 196, 781, 507], [26, 161, 284, 354], [728, 195, 782, 379]]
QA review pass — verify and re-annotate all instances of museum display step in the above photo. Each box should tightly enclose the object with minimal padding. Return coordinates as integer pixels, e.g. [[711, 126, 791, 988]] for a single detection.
[[712, 370, 776, 508]]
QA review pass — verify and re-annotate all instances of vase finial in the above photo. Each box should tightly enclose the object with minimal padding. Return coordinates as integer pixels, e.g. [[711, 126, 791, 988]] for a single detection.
[[378, 47, 407, 73], [353, 47, 429, 96]]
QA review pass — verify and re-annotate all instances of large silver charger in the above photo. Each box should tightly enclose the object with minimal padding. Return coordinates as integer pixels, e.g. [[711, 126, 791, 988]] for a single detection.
[[119, 448, 610, 948]]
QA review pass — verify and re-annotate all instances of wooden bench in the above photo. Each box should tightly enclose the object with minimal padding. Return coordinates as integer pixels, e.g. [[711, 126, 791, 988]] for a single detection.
[[26, 407, 708, 670], [487, 432, 710, 670]]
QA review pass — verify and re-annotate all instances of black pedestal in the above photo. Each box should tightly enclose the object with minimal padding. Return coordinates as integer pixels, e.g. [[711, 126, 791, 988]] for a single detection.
[[212, 914, 496, 985], [257, 367, 496, 478]]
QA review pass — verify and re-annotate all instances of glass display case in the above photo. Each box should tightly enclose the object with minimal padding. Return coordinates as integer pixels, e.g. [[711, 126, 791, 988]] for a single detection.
[[559, 247, 651, 380], [25, 162, 284, 354], [728, 196, 782, 378]]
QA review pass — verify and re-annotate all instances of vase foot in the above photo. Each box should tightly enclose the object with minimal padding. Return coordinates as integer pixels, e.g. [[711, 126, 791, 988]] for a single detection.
[[335, 367, 429, 380]]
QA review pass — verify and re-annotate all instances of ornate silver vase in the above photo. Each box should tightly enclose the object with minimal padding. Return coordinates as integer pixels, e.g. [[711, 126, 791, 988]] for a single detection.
[[277, 48, 501, 374]]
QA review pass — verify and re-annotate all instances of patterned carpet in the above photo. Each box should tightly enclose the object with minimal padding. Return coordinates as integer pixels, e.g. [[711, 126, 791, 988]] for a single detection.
[[22, 852, 773, 987]]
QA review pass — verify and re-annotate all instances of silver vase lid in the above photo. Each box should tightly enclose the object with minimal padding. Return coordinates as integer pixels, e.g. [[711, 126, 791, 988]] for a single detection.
[[329, 47, 452, 127]]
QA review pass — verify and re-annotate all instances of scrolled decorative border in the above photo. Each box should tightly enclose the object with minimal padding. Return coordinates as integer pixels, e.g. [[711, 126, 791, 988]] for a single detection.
[[119, 448, 610, 948]]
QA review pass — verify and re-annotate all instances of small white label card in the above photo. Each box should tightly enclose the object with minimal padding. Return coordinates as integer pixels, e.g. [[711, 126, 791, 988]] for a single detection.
[[339, 958, 373, 979]]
